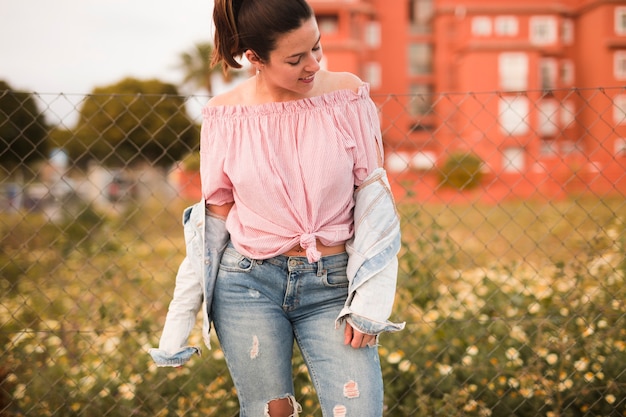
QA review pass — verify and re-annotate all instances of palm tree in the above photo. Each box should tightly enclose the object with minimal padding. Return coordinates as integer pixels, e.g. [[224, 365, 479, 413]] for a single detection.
[[178, 42, 241, 96]]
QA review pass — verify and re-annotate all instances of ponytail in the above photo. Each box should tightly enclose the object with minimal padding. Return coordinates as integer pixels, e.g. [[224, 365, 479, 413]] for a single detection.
[[212, 0, 244, 70], [211, 0, 314, 72]]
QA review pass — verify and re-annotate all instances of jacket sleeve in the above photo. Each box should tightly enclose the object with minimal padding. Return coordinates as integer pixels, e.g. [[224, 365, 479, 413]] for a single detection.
[[336, 168, 405, 335], [337, 236, 406, 335], [149, 205, 204, 367], [342, 255, 405, 335]]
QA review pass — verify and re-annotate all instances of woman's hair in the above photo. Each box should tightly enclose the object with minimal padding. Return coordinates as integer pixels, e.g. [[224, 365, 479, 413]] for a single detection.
[[212, 0, 314, 71]]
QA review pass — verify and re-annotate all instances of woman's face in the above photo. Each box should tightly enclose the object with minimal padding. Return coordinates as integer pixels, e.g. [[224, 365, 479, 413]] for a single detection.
[[262, 17, 323, 99]]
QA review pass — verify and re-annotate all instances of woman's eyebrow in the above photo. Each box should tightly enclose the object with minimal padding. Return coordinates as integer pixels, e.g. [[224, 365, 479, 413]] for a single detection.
[[286, 34, 321, 59]]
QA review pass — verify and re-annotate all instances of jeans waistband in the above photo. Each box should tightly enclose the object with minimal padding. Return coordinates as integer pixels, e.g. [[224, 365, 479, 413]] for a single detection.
[[226, 242, 347, 274]]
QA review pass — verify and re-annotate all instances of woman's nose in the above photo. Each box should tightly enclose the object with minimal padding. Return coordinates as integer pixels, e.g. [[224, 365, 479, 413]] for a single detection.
[[305, 54, 321, 72]]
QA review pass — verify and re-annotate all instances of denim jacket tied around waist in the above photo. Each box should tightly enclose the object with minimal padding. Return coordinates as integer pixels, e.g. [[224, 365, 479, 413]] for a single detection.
[[149, 167, 404, 367]]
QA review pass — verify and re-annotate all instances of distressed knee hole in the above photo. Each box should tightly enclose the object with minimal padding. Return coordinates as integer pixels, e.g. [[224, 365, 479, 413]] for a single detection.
[[264, 395, 302, 417]]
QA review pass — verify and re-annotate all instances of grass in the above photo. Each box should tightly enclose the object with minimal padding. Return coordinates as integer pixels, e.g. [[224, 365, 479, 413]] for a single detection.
[[1, 195, 625, 416]]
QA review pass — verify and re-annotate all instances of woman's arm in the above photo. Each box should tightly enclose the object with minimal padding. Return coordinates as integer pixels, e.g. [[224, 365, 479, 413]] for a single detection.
[[206, 202, 234, 219]]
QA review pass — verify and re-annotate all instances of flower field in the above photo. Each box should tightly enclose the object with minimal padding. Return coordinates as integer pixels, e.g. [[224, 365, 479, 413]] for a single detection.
[[1, 196, 625, 416]]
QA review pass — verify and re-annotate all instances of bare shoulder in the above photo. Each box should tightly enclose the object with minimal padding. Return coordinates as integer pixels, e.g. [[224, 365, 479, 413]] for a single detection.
[[207, 78, 254, 106], [317, 70, 364, 94]]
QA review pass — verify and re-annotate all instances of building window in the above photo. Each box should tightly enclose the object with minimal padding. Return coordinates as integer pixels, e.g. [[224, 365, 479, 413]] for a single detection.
[[615, 7, 626, 35], [560, 100, 575, 128], [615, 138, 626, 156], [408, 43, 432, 75], [499, 96, 530, 136], [614, 51, 626, 80], [494, 16, 518, 37], [386, 152, 410, 172], [499, 52, 528, 91], [472, 16, 492, 37], [409, 84, 433, 116], [365, 21, 381, 48], [317, 14, 339, 34], [562, 141, 581, 156], [409, 0, 433, 34], [539, 58, 558, 90], [529, 16, 558, 45], [561, 60, 575, 86], [503, 147, 525, 173], [363, 62, 382, 90], [562, 19, 574, 44], [538, 99, 559, 137], [614, 94, 626, 124], [412, 151, 437, 170], [540, 140, 557, 157]]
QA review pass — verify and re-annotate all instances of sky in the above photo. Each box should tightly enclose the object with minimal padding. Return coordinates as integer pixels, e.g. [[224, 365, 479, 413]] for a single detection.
[[0, 0, 216, 94]]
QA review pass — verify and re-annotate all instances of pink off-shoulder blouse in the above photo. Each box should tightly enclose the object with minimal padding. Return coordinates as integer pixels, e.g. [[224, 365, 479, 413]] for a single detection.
[[200, 84, 382, 262]]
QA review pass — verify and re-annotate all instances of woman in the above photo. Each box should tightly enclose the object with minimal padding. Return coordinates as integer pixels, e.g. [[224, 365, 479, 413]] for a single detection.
[[151, 0, 403, 415]]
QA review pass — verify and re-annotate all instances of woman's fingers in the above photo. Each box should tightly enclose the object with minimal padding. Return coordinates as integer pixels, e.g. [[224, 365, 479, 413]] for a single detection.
[[344, 322, 376, 349]]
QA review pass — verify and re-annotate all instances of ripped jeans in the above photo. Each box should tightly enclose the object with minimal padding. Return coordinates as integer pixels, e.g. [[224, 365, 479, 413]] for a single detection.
[[212, 243, 383, 417]]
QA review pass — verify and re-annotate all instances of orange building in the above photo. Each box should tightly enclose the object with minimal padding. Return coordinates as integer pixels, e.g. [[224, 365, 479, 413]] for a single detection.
[[309, 0, 626, 200]]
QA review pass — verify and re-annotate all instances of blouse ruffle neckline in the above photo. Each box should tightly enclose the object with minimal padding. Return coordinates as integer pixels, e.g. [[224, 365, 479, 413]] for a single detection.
[[202, 84, 371, 117]]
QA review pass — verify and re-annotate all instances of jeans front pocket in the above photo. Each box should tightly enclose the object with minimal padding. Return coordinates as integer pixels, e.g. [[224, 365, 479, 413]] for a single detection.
[[219, 246, 255, 273], [322, 267, 349, 288]]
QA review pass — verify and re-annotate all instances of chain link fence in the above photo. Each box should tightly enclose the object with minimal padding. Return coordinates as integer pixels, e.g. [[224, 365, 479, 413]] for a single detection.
[[1, 87, 625, 416]]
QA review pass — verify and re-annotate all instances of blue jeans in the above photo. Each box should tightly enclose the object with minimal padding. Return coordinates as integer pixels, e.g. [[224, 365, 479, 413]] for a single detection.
[[212, 243, 383, 417]]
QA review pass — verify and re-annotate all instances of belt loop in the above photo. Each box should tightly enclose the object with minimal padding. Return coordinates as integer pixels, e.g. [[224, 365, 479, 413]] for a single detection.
[[316, 258, 324, 276]]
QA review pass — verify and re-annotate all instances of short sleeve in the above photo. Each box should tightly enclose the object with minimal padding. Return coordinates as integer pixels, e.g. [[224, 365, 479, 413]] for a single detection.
[[199, 116, 234, 205], [351, 93, 384, 187]]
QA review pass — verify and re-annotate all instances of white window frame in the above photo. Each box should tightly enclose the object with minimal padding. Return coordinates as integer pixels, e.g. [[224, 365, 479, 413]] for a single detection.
[[561, 19, 574, 45], [614, 94, 626, 125], [615, 138, 626, 156], [615, 7, 626, 35], [317, 15, 339, 34], [409, 0, 434, 33], [409, 84, 433, 116], [386, 152, 410, 173], [614, 51, 626, 80], [499, 52, 528, 91], [411, 151, 437, 170], [408, 43, 432, 75], [499, 96, 530, 136], [560, 100, 575, 128], [561, 141, 579, 156], [363, 62, 382, 90], [502, 147, 525, 173], [472, 16, 492, 37], [494, 16, 518, 37], [561, 60, 575, 86], [529, 16, 558, 45], [540, 140, 557, 157], [539, 58, 558, 90], [365, 21, 381, 48], [538, 99, 559, 137]]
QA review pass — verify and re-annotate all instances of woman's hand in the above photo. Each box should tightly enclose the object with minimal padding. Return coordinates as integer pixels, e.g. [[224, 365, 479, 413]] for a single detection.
[[343, 322, 376, 349]]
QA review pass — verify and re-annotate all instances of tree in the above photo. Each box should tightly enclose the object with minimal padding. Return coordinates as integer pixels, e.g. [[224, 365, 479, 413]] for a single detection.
[[0, 80, 49, 170], [178, 42, 243, 95], [73, 78, 199, 168]]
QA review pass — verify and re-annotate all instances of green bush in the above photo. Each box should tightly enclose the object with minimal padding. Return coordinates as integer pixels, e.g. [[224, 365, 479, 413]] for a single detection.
[[1, 200, 625, 416], [383, 210, 626, 416], [438, 152, 484, 190]]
